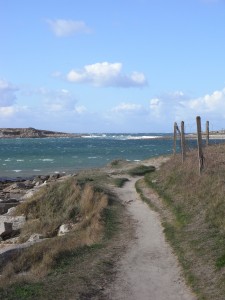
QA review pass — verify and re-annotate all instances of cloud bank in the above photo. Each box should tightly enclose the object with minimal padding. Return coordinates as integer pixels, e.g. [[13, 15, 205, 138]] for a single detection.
[[1, 77, 225, 132], [66, 62, 148, 87], [47, 19, 91, 37]]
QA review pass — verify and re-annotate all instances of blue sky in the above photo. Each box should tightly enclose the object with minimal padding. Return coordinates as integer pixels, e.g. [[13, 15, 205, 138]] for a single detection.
[[1, 0, 225, 133]]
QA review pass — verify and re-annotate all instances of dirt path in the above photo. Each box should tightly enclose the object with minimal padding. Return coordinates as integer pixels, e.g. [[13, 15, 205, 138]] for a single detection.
[[105, 176, 196, 300]]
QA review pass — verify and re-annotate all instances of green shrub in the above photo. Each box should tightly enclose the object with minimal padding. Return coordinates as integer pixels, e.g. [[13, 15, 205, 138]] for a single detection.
[[113, 177, 129, 187], [128, 165, 156, 176]]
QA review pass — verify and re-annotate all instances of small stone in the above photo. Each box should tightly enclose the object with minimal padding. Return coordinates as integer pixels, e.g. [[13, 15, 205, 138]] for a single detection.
[[27, 233, 44, 242], [152, 179, 158, 184], [0, 222, 13, 238], [58, 224, 72, 236]]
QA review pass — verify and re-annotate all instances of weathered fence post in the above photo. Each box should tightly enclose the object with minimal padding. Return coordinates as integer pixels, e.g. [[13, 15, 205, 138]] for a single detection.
[[206, 121, 209, 146], [173, 122, 177, 155], [196, 116, 204, 174], [181, 121, 186, 163]]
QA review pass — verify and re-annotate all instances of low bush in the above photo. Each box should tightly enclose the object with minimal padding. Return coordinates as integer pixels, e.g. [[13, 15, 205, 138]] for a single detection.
[[113, 177, 129, 187], [128, 165, 155, 176]]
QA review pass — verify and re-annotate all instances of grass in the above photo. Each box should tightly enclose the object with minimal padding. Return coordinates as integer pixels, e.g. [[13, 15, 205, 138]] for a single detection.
[[110, 159, 124, 166], [128, 164, 155, 176], [146, 144, 225, 300], [0, 177, 109, 285], [0, 282, 44, 300], [113, 177, 129, 188], [216, 253, 225, 269], [135, 179, 156, 211]]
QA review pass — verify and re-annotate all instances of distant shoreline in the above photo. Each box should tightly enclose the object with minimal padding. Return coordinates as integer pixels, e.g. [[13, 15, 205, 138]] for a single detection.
[[0, 127, 81, 139], [0, 128, 225, 140]]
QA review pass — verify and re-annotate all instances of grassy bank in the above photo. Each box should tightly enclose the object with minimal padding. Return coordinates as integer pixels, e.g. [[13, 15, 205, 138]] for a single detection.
[[0, 170, 125, 299], [144, 144, 225, 300]]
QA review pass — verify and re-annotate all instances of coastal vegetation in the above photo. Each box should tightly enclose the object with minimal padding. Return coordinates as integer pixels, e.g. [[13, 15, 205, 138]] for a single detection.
[[139, 143, 225, 300], [0, 172, 125, 299], [113, 177, 129, 188], [127, 164, 156, 176]]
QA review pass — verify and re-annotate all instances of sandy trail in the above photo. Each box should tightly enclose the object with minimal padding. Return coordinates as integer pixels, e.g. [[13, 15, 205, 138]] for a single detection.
[[106, 175, 196, 300]]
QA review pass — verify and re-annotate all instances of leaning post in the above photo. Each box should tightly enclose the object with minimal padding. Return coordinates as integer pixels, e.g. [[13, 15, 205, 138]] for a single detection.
[[206, 121, 209, 146], [196, 116, 204, 174], [181, 121, 186, 163], [173, 122, 177, 156]]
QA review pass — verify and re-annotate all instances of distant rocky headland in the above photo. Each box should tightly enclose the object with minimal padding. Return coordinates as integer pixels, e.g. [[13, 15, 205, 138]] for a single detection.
[[0, 128, 80, 139]]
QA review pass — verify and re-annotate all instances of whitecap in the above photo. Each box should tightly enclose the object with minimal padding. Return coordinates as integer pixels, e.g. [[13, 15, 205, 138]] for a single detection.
[[88, 156, 97, 159], [40, 158, 54, 162], [5, 159, 11, 161], [13, 170, 22, 173], [17, 159, 24, 162], [82, 134, 106, 138], [33, 169, 41, 172], [127, 135, 162, 140]]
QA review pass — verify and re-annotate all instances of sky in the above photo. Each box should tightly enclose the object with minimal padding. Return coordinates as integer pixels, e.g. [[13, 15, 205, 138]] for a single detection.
[[1, 0, 225, 133]]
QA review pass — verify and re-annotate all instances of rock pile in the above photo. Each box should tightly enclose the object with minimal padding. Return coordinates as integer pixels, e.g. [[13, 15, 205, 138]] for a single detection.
[[0, 172, 77, 266]]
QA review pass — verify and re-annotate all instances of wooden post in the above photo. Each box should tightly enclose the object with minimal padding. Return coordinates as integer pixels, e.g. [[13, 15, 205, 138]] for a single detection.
[[196, 116, 204, 174], [173, 122, 177, 155], [181, 121, 186, 163], [206, 121, 209, 146]]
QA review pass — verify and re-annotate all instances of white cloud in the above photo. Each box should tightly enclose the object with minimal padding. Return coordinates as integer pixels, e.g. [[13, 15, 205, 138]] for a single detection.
[[103, 102, 148, 131], [149, 91, 185, 120], [47, 19, 91, 37], [74, 105, 87, 114], [112, 102, 143, 113], [66, 62, 148, 87], [36, 88, 77, 112], [184, 89, 225, 112], [0, 106, 29, 118], [0, 106, 16, 117], [0, 79, 18, 107], [150, 98, 162, 118]]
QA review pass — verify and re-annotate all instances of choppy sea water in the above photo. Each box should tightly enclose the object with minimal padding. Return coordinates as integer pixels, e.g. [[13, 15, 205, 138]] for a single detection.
[[0, 133, 198, 178]]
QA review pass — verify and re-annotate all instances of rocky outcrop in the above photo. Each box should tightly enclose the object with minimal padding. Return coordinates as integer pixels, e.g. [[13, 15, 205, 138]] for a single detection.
[[0, 172, 76, 267], [0, 127, 81, 139], [0, 173, 72, 206], [0, 199, 19, 214]]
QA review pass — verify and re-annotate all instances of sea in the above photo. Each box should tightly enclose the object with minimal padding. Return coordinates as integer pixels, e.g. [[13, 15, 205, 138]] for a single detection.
[[0, 133, 209, 178]]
